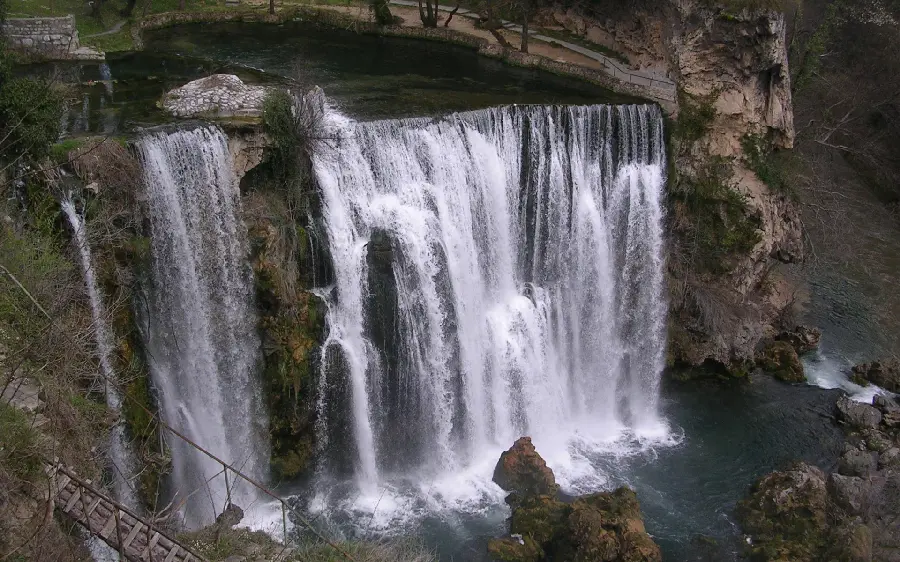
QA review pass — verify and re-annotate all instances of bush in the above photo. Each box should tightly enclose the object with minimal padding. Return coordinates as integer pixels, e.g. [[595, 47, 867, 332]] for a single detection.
[[0, 50, 64, 166]]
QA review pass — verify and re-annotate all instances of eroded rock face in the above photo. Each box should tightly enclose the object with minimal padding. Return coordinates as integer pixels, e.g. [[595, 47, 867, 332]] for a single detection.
[[489, 438, 661, 562], [162, 74, 271, 119]]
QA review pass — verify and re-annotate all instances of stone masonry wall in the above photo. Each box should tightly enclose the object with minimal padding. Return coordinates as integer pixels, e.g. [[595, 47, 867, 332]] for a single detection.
[[2, 16, 102, 60]]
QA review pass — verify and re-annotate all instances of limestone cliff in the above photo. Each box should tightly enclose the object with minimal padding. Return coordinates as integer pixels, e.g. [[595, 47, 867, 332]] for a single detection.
[[539, 0, 803, 370]]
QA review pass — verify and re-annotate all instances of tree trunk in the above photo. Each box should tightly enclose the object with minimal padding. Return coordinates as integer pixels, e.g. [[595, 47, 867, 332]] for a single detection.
[[178, 0, 184, 11], [444, 4, 459, 27], [269, 0, 274, 14], [121, 0, 138, 16], [521, 5, 529, 53]]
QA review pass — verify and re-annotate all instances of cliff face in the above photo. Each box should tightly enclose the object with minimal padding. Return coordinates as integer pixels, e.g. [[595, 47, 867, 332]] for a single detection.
[[539, 0, 803, 369]]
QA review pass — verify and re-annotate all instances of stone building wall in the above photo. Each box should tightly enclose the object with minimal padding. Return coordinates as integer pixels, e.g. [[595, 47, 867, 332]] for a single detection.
[[1, 16, 103, 60]]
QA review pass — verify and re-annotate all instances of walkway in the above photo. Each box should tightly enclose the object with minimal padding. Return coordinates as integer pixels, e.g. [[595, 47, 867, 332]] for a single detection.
[[47, 463, 205, 562], [388, 0, 675, 99]]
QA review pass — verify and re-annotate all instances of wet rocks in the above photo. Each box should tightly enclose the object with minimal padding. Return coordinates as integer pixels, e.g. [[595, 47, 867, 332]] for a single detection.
[[836, 395, 883, 429], [488, 438, 661, 562], [740, 392, 900, 561], [162, 74, 272, 119], [851, 359, 900, 393]]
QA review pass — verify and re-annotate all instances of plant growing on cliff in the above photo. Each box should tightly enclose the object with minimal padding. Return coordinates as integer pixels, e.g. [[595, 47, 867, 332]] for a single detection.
[[741, 132, 794, 197]]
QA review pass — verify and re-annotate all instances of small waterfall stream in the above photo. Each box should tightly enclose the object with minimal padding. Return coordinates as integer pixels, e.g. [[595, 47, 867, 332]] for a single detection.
[[61, 194, 141, 511], [135, 124, 269, 528], [311, 104, 669, 522]]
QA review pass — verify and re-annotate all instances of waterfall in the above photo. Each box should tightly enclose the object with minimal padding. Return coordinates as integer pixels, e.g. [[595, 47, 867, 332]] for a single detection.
[[312, 104, 667, 495], [62, 195, 141, 515], [135, 125, 268, 528]]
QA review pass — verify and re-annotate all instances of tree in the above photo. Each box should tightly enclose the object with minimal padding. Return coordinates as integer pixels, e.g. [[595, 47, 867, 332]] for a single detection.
[[418, 0, 439, 27], [370, 0, 393, 25]]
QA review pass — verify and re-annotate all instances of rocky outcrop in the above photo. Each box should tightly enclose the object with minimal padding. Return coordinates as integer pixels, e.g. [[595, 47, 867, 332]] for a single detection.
[[740, 393, 900, 562], [492, 437, 560, 500], [162, 74, 272, 119], [226, 126, 269, 185], [542, 1, 801, 372], [488, 439, 661, 562], [851, 359, 900, 393], [1, 16, 104, 60]]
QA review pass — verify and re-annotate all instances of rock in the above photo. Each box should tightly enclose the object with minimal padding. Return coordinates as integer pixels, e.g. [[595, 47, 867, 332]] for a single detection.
[[162, 74, 273, 119], [215, 503, 244, 528], [851, 359, 900, 393], [839, 449, 877, 478], [492, 437, 560, 499], [737, 462, 830, 561], [489, 441, 661, 562], [756, 339, 805, 382], [836, 395, 883, 429], [861, 429, 892, 453], [828, 473, 870, 515], [873, 394, 900, 428], [776, 325, 821, 355], [879, 448, 900, 470]]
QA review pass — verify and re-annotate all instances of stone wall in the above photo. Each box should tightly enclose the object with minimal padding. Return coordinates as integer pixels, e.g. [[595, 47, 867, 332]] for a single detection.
[[1, 16, 103, 60]]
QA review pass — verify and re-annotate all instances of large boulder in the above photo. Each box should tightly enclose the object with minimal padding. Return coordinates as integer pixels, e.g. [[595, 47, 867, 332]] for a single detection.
[[851, 359, 900, 393], [493, 437, 560, 499], [489, 439, 661, 562], [828, 473, 870, 516], [839, 449, 878, 478], [836, 395, 883, 429], [737, 463, 831, 561], [756, 340, 805, 382], [162, 74, 272, 119]]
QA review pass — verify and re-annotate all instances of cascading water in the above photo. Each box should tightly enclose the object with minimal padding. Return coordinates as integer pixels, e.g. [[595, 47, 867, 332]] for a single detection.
[[311, 104, 669, 526], [135, 125, 269, 528], [61, 194, 141, 511]]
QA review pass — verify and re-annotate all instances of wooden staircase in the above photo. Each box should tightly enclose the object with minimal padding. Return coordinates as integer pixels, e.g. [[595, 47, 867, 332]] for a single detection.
[[47, 463, 205, 562]]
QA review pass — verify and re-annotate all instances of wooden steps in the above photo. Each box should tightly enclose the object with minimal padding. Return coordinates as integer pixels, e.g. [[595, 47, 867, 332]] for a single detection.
[[47, 464, 204, 562]]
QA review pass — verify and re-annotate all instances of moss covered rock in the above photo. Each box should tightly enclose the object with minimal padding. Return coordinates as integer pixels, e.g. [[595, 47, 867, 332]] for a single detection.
[[737, 462, 833, 561], [489, 439, 661, 562], [757, 340, 805, 383]]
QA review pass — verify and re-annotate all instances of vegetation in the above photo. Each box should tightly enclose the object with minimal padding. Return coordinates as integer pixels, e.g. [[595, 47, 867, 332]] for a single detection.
[[741, 132, 794, 197]]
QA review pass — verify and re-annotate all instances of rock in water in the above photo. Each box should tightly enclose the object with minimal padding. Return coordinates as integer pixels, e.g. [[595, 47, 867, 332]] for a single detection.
[[836, 395, 883, 429], [488, 439, 661, 562], [757, 340, 805, 382], [851, 359, 900, 393], [493, 437, 560, 499], [162, 74, 272, 119]]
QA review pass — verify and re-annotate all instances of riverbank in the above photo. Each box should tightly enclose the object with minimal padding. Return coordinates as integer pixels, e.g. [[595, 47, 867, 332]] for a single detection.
[[4, 0, 675, 107]]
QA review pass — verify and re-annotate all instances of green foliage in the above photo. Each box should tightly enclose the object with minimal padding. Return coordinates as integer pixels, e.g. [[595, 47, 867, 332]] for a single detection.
[[262, 89, 301, 179], [741, 132, 793, 197], [50, 138, 88, 163], [792, 2, 841, 93], [672, 156, 762, 273], [674, 90, 717, 145], [0, 51, 64, 165], [0, 402, 43, 483]]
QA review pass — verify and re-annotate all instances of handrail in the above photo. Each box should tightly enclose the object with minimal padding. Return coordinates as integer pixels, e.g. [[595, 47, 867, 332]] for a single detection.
[[0, 265, 357, 561]]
